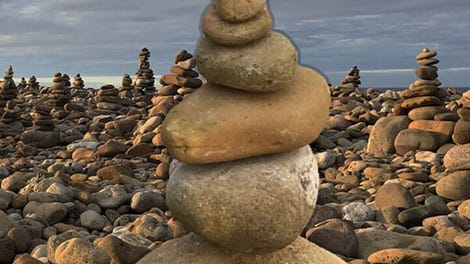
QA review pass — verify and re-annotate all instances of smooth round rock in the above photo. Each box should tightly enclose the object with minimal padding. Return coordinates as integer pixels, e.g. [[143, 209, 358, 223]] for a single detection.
[[416, 49, 437, 60], [394, 129, 440, 155], [400, 96, 441, 110], [214, 0, 266, 22], [136, 233, 346, 264], [305, 219, 358, 258], [408, 120, 455, 146], [415, 66, 438, 80], [453, 119, 470, 145], [55, 238, 110, 264], [166, 146, 319, 254], [202, 4, 272, 46], [161, 66, 330, 164], [375, 183, 417, 210], [457, 107, 470, 121], [20, 130, 60, 148], [401, 85, 438, 99], [96, 235, 151, 264], [196, 31, 297, 92], [367, 116, 411, 155], [436, 171, 470, 200], [444, 144, 470, 172]]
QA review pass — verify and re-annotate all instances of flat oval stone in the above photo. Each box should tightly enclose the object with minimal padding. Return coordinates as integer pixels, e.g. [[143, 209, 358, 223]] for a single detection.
[[161, 66, 330, 164], [202, 4, 272, 46], [457, 107, 470, 121], [436, 171, 470, 200], [196, 31, 298, 92], [214, 0, 266, 22], [408, 106, 447, 120], [416, 49, 437, 60], [166, 146, 319, 254], [401, 85, 438, 99], [367, 248, 444, 264], [394, 129, 441, 155], [417, 58, 439, 66], [408, 120, 455, 146], [444, 144, 470, 172], [401, 96, 441, 110], [410, 79, 441, 88]]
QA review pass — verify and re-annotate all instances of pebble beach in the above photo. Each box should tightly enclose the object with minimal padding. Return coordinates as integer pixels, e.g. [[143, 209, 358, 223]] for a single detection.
[[1, 1, 470, 264]]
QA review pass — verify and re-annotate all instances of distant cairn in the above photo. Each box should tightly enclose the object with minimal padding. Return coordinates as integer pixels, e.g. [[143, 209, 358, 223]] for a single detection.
[[331, 65, 361, 97], [134, 48, 156, 98], [0, 65, 17, 109]]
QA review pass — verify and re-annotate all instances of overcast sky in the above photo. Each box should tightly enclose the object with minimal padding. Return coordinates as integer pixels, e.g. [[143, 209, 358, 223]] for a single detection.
[[1, 0, 469, 88]]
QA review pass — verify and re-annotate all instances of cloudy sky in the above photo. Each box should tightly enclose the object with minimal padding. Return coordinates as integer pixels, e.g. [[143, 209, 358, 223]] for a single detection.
[[1, 0, 469, 88]]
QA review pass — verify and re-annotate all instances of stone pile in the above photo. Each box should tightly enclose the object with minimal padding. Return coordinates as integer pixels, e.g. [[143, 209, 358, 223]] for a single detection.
[[134, 48, 156, 98], [48, 73, 71, 110], [158, 49, 202, 98], [71, 74, 89, 104], [331, 66, 362, 98], [119, 74, 138, 107], [20, 104, 60, 148], [139, 1, 339, 263], [1, 100, 19, 124], [24, 75, 40, 97], [94, 84, 122, 112], [454, 90, 470, 144], [17, 77, 27, 93], [0, 65, 17, 109], [392, 48, 456, 155]]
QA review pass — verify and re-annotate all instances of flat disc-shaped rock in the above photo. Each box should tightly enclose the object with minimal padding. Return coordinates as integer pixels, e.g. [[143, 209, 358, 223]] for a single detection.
[[196, 31, 298, 92], [166, 146, 319, 254], [202, 4, 272, 46], [214, 0, 266, 22], [161, 66, 330, 164]]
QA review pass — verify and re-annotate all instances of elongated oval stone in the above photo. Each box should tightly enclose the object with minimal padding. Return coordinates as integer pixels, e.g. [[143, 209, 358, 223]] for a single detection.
[[214, 0, 266, 22], [161, 65, 330, 164]]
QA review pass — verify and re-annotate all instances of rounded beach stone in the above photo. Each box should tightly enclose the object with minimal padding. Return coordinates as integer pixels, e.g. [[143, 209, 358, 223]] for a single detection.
[[367, 116, 411, 155], [436, 171, 470, 200], [443, 144, 470, 172], [136, 233, 346, 264], [96, 235, 151, 264], [394, 129, 440, 155], [20, 130, 60, 148], [457, 107, 470, 121], [166, 146, 319, 254], [401, 85, 438, 99], [408, 120, 455, 146], [458, 200, 470, 220], [416, 49, 437, 60], [161, 66, 330, 164], [202, 4, 272, 46], [415, 66, 438, 80], [305, 219, 358, 258], [408, 106, 447, 120], [375, 183, 417, 210], [453, 119, 470, 145], [214, 0, 266, 22], [367, 248, 444, 264], [55, 237, 111, 264], [196, 31, 297, 92]]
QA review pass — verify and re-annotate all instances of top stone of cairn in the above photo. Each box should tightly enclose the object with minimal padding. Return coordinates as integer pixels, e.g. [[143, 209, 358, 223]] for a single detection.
[[213, 0, 266, 22]]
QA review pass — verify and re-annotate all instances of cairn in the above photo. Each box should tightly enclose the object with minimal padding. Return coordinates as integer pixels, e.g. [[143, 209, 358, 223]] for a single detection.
[[134, 48, 156, 98], [71, 74, 88, 103], [139, 1, 342, 263], [48, 73, 71, 109], [454, 90, 470, 144], [392, 49, 456, 155], [20, 104, 60, 148], [331, 66, 362, 98], [0, 65, 17, 109], [94, 84, 121, 112], [119, 74, 137, 106], [24, 75, 40, 97]]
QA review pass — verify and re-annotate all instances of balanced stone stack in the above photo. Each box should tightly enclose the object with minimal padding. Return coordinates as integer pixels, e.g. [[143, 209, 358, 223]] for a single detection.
[[17, 77, 27, 93], [1, 100, 20, 124], [454, 90, 470, 144], [31, 104, 55, 131], [149, 50, 202, 117], [20, 103, 60, 148], [134, 48, 156, 97], [0, 65, 17, 109], [331, 66, 361, 97], [94, 84, 121, 112], [48, 73, 71, 109], [119, 74, 137, 107], [71, 74, 89, 103], [394, 48, 455, 155], [139, 1, 342, 263], [25, 75, 40, 96], [159, 49, 203, 98]]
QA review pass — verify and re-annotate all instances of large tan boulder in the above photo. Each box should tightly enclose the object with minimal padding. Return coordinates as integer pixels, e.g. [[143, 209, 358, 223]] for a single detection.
[[166, 146, 319, 254], [367, 116, 411, 155], [213, 0, 266, 22], [196, 31, 298, 92], [136, 233, 346, 264], [161, 65, 330, 164]]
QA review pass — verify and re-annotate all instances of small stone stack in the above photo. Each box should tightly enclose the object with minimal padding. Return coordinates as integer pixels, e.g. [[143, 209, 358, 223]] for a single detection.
[[159, 49, 203, 98], [454, 90, 470, 144], [139, 1, 341, 263], [71, 74, 88, 103], [149, 50, 202, 117], [0, 100, 24, 136], [331, 66, 362, 97], [94, 84, 121, 111], [0, 65, 17, 109], [20, 104, 60, 148], [31, 104, 55, 131], [17, 77, 27, 93], [394, 49, 455, 155], [48, 73, 71, 109], [1, 100, 20, 124], [134, 48, 156, 97], [119, 74, 137, 107], [25, 75, 40, 96]]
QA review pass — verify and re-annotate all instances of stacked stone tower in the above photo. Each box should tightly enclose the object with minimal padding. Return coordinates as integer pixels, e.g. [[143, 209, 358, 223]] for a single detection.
[[454, 91, 470, 144], [139, 1, 342, 263], [394, 49, 455, 155], [334, 65, 361, 95], [26, 75, 40, 95], [71, 74, 88, 103], [134, 48, 156, 96], [0, 66, 17, 109], [48, 73, 71, 109], [94, 84, 121, 111]]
